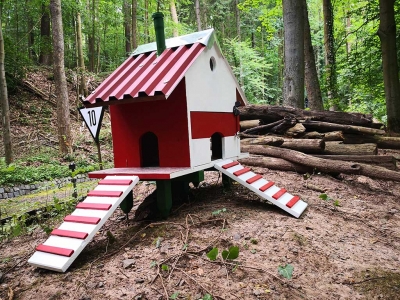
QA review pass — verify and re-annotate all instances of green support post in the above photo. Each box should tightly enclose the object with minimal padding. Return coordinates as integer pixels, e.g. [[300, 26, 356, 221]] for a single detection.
[[119, 190, 134, 215], [156, 180, 172, 218], [222, 173, 232, 191]]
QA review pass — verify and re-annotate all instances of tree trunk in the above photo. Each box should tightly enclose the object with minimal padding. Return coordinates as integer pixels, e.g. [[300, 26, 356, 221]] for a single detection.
[[303, 0, 323, 111], [301, 131, 325, 139], [343, 134, 400, 149], [280, 138, 325, 153], [324, 141, 377, 155], [240, 137, 285, 147], [27, 0, 35, 61], [50, 0, 72, 154], [0, 7, 12, 164], [144, 0, 149, 43], [123, 0, 132, 55], [241, 145, 400, 182], [239, 157, 312, 173], [76, 9, 88, 97], [323, 131, 344, 141], [195, 0, 202, 31], [39, 4, 52, 65], [132, 0, 138, 49], [378, 0, 400, 133], [170, 0, 179, 37], [312, 155, 397, 170], [235, 0, 241, 40], [88, 0, 96, 72], [282, 0, 304, 108], [238, 105, 373, 127], [322, 0, 337, 110], [301, 120, 386, 135], [240, 120, 260, 131]]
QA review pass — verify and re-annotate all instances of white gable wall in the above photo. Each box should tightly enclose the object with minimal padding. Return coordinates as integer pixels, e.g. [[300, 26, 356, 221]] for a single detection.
[[185, 43, 237, 113]]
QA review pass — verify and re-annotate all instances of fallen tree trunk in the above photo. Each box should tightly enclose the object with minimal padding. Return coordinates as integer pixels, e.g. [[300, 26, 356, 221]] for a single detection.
[[241, 136, 284, 146], [280, 138, 325, 154], [343, 134, 400, 149], [313, 155, 397, 170], [301, 120, 386, 135], [239, 156, 312, 173], [238, 104, 373, 127], [324, 141, 377, 155], [240, 120, 260, 131], [323, 131, 344, 141], [240, 145, 400, 182], [300, 131, 325, 139]]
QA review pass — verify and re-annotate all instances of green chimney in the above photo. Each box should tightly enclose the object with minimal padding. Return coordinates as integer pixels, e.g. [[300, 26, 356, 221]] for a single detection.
[[152, 12, 166, 56]]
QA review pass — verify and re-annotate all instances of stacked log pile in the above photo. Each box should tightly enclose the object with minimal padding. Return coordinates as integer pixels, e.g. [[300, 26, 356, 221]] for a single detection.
[[238, 105, 400, 182]]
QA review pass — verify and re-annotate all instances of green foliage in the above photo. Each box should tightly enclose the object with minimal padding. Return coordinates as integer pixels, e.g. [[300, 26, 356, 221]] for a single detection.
[[161, 264, 169, 271], [278, 264, 294, 279], [0, 152, 97, 186], [319, 193, 332, 201], [207, 246, 239, 261], [221, 246, 239, 260], [211, 208, 226, 216], [170, 292, 179, 299], [206, 247, 218, 261]]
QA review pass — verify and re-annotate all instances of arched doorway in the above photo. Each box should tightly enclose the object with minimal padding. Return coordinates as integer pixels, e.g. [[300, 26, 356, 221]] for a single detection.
[[210, 132, 222, 160], [140, 132, 159, 167]]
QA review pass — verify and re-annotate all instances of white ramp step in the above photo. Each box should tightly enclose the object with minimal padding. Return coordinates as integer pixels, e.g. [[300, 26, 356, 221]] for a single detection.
[[214, 160, 307, 218], [28, 175, 139, 272]]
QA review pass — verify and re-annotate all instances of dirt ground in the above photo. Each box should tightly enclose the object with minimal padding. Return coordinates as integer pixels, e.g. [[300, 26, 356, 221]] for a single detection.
[[0, 167, 400, 300]]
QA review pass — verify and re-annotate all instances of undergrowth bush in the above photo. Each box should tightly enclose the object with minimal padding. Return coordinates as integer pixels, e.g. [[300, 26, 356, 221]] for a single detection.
[[0, 156, 97, 186]]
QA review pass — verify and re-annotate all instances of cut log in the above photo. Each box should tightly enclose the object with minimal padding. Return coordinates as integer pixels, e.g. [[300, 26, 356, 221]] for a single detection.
[[238, 104, 373, 127], [323, 131, 344, 141], [239, 157, 312, 173], [240, 145, 400, 182], [343, 134, 400, 149], [300, 131, 325, 139], [285, 123, 306, 137], [241, 136, 284, 146], [324, 141, 377, 155], [313, 155, 397, 170], [280, 138, 325, 154], [240, 120, 260, 131], [239, 133, 263, 139], [301, 120, 385, 135], [243, 119, 284, 134]]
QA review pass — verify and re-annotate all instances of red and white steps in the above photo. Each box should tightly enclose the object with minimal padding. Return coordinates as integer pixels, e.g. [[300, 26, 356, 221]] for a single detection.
[[214, 160, 307, 218], [28, 175, 139, 272]]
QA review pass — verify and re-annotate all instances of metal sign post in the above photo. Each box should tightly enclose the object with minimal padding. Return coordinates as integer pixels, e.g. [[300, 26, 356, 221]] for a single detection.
[[78, 106, 105, 170]]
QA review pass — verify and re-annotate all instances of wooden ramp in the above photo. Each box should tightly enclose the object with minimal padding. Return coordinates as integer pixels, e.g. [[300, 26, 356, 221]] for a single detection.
[[214, 160, 307, 218], [28, 175, 139, 272]]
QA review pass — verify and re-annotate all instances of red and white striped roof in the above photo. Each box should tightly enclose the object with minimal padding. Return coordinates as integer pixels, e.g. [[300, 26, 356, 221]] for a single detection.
[[84, 40, 207, 107]]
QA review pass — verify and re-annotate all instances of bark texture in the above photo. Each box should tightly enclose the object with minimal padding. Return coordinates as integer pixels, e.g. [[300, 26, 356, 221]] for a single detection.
[[39, 4, 52, 65], [303, 0, 323, 111], [123, 0, 132, 54], [282, 0, 304, 108], [238, 105, 373, 127], [0, 9, 12, 164], [170, 0, 179, 37], [132, 0, 138, 49], [76, 9, 87, 97], [50, 0, 72, 154], [323, 0, 337, 110], [378, 0, 400, 133]]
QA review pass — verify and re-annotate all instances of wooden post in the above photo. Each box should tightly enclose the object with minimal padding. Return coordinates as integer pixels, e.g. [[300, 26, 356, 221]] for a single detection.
[[156, 180, 172, 218], [96, 140, 103, 170]]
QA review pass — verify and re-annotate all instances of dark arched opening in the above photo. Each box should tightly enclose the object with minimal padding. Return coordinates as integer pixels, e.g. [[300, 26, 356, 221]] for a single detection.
[[210, 132, 223, 160], [140, 132, 160, 167]]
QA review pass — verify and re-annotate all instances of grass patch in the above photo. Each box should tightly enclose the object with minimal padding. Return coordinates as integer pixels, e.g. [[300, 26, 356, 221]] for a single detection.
[[0, 180, 98, 219]]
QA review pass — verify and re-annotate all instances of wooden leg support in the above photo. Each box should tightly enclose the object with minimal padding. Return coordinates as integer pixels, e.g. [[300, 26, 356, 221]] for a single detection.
[[222, 173, 232, 191], [156, 180, 172, 218], [119, 190, 134, 215]]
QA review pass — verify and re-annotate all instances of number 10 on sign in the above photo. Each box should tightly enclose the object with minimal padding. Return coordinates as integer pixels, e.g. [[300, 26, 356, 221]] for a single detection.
[[79, 107, 104, 142]]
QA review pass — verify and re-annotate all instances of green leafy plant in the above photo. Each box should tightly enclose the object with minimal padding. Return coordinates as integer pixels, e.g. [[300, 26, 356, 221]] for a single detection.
[[278, 264, 294, 279], [170, 292, 179, 299], [211, 208, 226, 216], [206, 247, 218, 261], [207, 246, 239, 261], [319, 193, 332, 201], [161, 264, 169, 271]]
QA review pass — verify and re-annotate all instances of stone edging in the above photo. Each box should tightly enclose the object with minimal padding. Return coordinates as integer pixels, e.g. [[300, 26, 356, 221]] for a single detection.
[[0, 174, 92, 200]]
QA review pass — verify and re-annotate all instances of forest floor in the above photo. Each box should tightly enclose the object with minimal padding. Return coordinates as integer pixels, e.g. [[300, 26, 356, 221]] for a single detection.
[[1, 68, 400, 299]]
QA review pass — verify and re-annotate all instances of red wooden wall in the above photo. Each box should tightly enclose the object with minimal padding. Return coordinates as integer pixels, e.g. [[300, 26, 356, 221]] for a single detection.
[[110, 80, 191, 168]]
